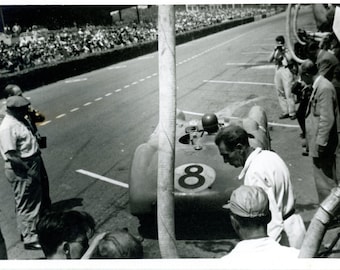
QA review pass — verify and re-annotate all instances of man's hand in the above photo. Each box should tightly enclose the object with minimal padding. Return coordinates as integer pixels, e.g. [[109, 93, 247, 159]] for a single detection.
[[317, 144, 328, 158], [5, 151, 29, 171]]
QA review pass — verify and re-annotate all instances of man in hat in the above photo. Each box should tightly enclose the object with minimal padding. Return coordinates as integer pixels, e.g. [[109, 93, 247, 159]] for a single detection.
[[0, 84, 51, 213], [215, 124, 305, 249], [0, 95, 44, 250], [221, 185, 300, 259]]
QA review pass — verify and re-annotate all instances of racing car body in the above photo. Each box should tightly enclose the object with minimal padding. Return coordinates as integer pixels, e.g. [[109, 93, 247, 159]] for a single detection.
[[129, 105, 271, 219]]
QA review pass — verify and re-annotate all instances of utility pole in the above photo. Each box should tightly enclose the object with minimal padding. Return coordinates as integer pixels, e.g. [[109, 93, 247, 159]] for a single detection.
[[157, 5, 178, 258]]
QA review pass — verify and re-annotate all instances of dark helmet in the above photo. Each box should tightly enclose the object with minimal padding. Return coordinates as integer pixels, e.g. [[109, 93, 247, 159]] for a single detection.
[[4, 84, 22, 97], [202, 113, 219, 134]]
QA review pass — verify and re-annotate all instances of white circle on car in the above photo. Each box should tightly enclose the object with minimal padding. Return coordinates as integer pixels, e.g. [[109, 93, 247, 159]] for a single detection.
[[174, 163, 216, 193]]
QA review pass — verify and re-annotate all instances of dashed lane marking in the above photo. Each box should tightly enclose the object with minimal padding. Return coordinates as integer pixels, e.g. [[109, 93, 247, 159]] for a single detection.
[[94, 97, 103, 101], [242, 51, 271, 54], [137, 56, 154, 60], [76, 169, 129, 188], [83, 102, 92, 106], [65, 78, 88, 83], [56, 114, 66, 119], [203, 80, 274, 86], [105, 93, 113, 96], [38, 120, 51, 126], [107, 65, 127, 70], [70, 108, 79, 112], [115, 89, 122, 93]]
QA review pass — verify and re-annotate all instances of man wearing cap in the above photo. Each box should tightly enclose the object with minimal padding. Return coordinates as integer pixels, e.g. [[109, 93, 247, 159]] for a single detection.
[[215, 124, 305, 249], [221, 185, 300, 258], [0, 84, 51, 213], [0, 95, 44, 250]]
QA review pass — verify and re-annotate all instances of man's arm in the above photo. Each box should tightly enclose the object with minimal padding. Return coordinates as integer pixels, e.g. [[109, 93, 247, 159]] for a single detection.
[[5, 150, 29, 170], [316, 86, 335, 148]]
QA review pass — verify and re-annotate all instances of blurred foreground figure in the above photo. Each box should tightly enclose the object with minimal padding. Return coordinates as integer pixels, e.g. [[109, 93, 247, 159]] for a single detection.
[[86, 229, 144, 259], [36, 210, 95, 259], [221, 185, 300, 259]]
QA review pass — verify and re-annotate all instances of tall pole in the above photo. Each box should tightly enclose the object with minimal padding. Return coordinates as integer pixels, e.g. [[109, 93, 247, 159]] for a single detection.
[[136, 6, 140, 24], [157, 5, 178, 258], [0, 7, 4, 33]]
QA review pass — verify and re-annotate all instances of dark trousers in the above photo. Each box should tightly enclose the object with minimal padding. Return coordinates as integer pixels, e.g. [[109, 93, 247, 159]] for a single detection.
[[313, 155, 338, 203], [39, 156, 51, 214]]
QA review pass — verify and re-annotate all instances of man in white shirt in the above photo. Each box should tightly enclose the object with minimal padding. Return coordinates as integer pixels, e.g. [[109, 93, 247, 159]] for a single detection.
[[0, 96, 43, 250], [215, 124, 305, 248], [221, 185, 300, 259]]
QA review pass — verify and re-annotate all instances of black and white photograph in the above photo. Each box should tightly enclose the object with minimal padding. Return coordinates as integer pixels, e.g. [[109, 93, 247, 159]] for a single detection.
[[0, 2, 339, 269]]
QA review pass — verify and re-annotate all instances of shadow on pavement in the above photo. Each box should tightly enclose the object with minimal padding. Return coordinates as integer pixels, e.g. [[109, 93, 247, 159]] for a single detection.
[[50, 198, 84, 212]]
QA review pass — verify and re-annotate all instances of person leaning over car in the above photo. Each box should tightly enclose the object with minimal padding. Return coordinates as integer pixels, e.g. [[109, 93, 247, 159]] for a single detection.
[[221, 185, 300, 259], [215, 124, 305, 249]]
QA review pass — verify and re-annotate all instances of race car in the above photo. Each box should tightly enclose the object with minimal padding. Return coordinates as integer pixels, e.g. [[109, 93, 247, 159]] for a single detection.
[[129, 105, 271, 231]]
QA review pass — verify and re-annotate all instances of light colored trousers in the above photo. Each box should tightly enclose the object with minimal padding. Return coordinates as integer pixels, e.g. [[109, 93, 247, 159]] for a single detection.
[[4, 154, 42, 244], [274, 66, 296, 116]]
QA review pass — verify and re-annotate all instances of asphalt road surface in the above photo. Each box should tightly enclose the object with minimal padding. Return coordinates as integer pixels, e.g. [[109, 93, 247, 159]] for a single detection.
[[1, 6, 339, 263]]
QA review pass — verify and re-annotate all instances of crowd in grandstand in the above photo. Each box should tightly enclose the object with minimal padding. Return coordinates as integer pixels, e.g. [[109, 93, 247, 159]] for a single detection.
[[0, 7, 271, 74]]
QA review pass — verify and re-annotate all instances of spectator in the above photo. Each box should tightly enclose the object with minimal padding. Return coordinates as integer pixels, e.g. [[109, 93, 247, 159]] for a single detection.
[[3, 84, 51, 213], [215, 124, 305, 248], [291, 80, 312, 156], [221, 185, 300, 259], [36, 210, 95, 259], [0, 96, 44, 250], [269, 35, 296, 120], [307, 37, 339, 81], [299, 59, 340, 203], [0, 7, 269, 74]]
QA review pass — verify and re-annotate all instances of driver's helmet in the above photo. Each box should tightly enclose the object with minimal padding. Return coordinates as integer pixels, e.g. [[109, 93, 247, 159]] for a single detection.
[[4, 84, 23, 97], [202, 113, 219, 134]]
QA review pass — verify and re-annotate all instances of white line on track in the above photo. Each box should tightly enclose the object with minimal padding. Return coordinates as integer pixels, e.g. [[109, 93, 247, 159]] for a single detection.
[[124, 85, 130, 88], [83, 102, 92, 106], [107, 65, 127, 70], [76, 169, 129, 188], [204, 80, 274, 86], [250, 44, 273, 46], [226, 63, 260, 66], [139, 78, 145, 82], [105, 93, 112, 96], [115, 89, 122, 93], [94, 97, 103, 101], [242, 51, 271, 54], [182, 110, 299, 128], [138, 56, 154, 60], [39, 120, 51, 126], [70, 108, 79, 112], [56, 114, 66, 119], [65, 78, 88, 83]]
